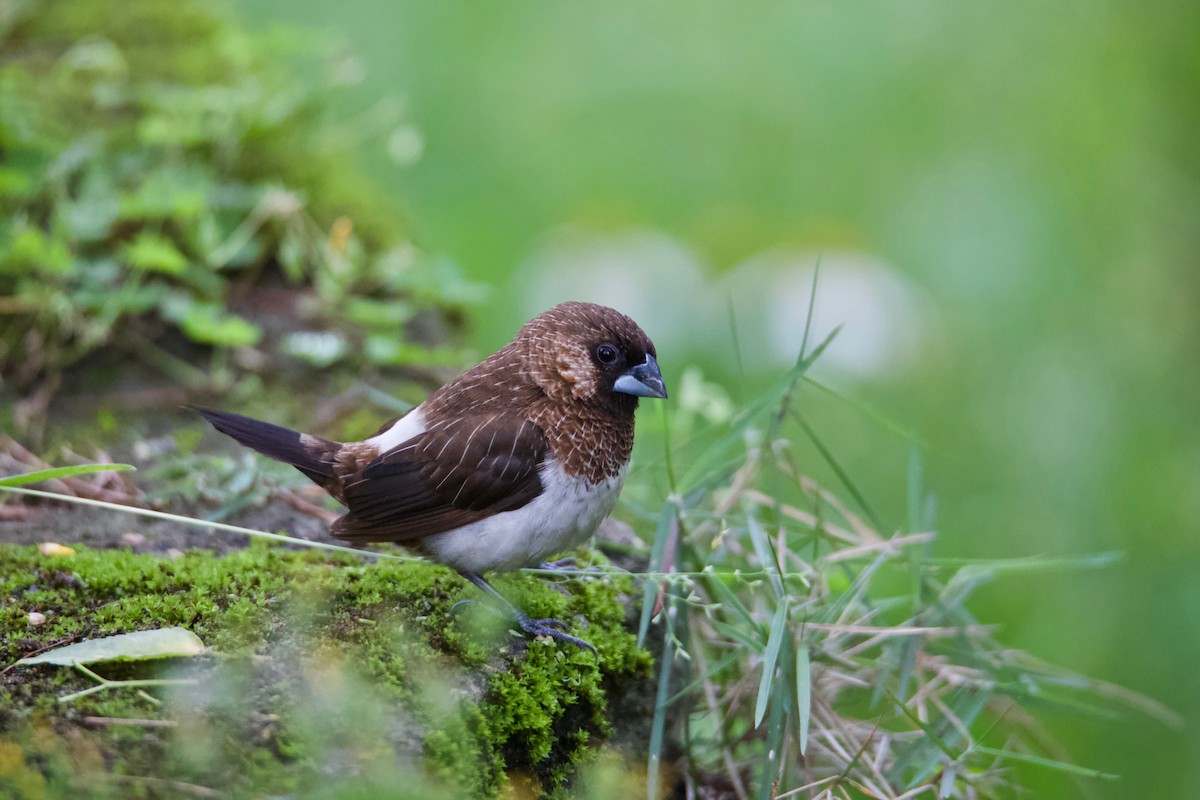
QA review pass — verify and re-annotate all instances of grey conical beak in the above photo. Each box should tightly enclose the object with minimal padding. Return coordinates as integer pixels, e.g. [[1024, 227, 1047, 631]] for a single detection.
[[613, 354, 668, 399]]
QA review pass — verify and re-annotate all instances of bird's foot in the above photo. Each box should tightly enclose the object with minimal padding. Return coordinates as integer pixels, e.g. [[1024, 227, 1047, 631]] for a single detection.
[[449, 598, 476, 615], [516, 614, 596, 653], [537, 557, 578, 571], [457, 570, 596, 653]]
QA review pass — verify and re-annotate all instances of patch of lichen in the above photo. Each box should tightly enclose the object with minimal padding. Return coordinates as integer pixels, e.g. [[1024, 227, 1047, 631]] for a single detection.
[[0, 542, 651, 799]]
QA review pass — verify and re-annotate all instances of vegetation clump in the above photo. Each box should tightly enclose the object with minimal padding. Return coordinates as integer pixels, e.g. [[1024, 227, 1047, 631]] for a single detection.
[[0, 0, 475, 433], [0, 541, 651, 799]]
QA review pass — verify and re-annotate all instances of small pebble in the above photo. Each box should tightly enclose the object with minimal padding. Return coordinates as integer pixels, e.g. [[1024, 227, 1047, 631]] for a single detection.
[[38, 542, 75, 557], [27, 611, 46, 626], [165, 548, 185, 560], [121, 532, 147, 548]]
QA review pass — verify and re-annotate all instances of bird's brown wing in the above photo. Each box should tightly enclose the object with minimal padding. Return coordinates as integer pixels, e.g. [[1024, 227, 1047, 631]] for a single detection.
[[332, 412, 548, 542]]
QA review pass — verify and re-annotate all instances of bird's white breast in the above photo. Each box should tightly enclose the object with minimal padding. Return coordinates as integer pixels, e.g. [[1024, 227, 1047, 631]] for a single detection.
[[420, 459, 627, 574]]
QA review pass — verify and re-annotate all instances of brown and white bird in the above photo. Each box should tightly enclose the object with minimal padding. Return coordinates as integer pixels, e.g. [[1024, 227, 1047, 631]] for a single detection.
[[196, 302, 667, 651]]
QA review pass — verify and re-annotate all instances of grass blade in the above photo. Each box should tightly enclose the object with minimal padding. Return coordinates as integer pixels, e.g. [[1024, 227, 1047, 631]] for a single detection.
[[798, 255, 821, 359], [758, 654, 790, 800], [754, 599, 789, 728], [970, 746, 1119, 780], [795, 639, 811, 755], [0, 486, 410, 561], [647, 594, 677, 800], [746, 512, 784, 599], [661, 645, 747, 710], [679, 323, 843, 494], [638, 502, 679, 649], [803, 375, 934, 450], [712, 620, 769, 653], [0, 463, 135, 487], [930, 551, 1124, 575], [793, 412, 885, 532], [726, 294, 746, 398], [703, 569, 757, 628], [355, 382, 415, 415]]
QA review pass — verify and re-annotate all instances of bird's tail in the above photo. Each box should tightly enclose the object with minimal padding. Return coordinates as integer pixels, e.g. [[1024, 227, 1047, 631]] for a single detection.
[[192, 407, 341, 487]]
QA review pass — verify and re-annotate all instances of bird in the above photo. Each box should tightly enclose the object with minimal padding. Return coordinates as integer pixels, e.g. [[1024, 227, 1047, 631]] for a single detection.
[[194, 301, 667, 652]]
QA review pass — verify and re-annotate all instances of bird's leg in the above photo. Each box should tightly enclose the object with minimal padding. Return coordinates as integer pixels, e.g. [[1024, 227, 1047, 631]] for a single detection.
[[459, 571, 596, 653], [537, 556, 577, 571]]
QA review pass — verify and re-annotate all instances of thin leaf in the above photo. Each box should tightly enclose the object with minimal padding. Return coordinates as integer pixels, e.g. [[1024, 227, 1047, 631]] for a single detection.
[[899, 687, 992, 786], [758, 654, 790, 800], [712, 620, 768, 653], [904, 446, 929, 629], [661, 644, 747, 710], [798, 255, 821, 359], [820, 547, 890, 626], [355, 382, 416, 415], [792, 319, 842, 376], [0, 486, 410, 561], [726, 294, 746, 397], [987, 681, 1126, 719], [659, 395, 679, 494], [906, 445, 926, 535], [746, 512, 784, 598], [795, 640, 811, 755], [0, 463, 135, 487], [971, 746, 1119, 780], [793, 412, 885, 533], [703, 569, 757, 628], [885, 687, 957, 760], [804, 375, 935, 450], [769, 322, 844, 442], [930, 551, 1124, 574], [754, 600, 789, 728], [678, 324, 844, 493], [647, 594, 676, 800], [896, 636, 921, 710], [18, 627, 203, 666], [638, 502, 678, 649]]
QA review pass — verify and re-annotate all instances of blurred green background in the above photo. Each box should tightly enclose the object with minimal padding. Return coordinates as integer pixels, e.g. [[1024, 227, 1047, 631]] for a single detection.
[[23, 0, 1194, 794]]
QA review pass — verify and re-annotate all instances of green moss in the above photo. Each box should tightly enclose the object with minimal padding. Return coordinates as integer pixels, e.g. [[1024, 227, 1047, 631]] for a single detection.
[[0, 542, 652, 799]]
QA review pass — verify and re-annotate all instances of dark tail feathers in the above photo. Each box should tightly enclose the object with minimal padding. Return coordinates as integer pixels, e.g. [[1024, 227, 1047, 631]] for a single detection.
[[192, 407, 340, 486]]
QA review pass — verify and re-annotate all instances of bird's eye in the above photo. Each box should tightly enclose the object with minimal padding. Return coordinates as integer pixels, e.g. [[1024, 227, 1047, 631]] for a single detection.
[[595, 343, 619, 365]]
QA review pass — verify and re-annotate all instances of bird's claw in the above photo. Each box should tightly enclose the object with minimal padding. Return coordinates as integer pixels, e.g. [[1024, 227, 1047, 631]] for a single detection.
[[518, 616, 596, 653], [449, 599, 476, 615], [538, 557, 578, 571]]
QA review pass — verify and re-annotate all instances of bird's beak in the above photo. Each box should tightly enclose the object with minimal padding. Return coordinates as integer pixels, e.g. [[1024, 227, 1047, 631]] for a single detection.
[[613, 354, 668, 399]]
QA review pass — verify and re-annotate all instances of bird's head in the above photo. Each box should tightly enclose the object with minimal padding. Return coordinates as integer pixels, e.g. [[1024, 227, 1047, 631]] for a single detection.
[[519, 301, 667, 412]]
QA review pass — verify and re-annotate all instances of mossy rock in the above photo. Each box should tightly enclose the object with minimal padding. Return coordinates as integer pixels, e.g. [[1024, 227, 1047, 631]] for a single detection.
[[0, 542, 654, 799]]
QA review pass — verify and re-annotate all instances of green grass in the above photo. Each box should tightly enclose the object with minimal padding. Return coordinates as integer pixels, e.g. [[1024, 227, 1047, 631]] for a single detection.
[[594, 318, 1161, 798]]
